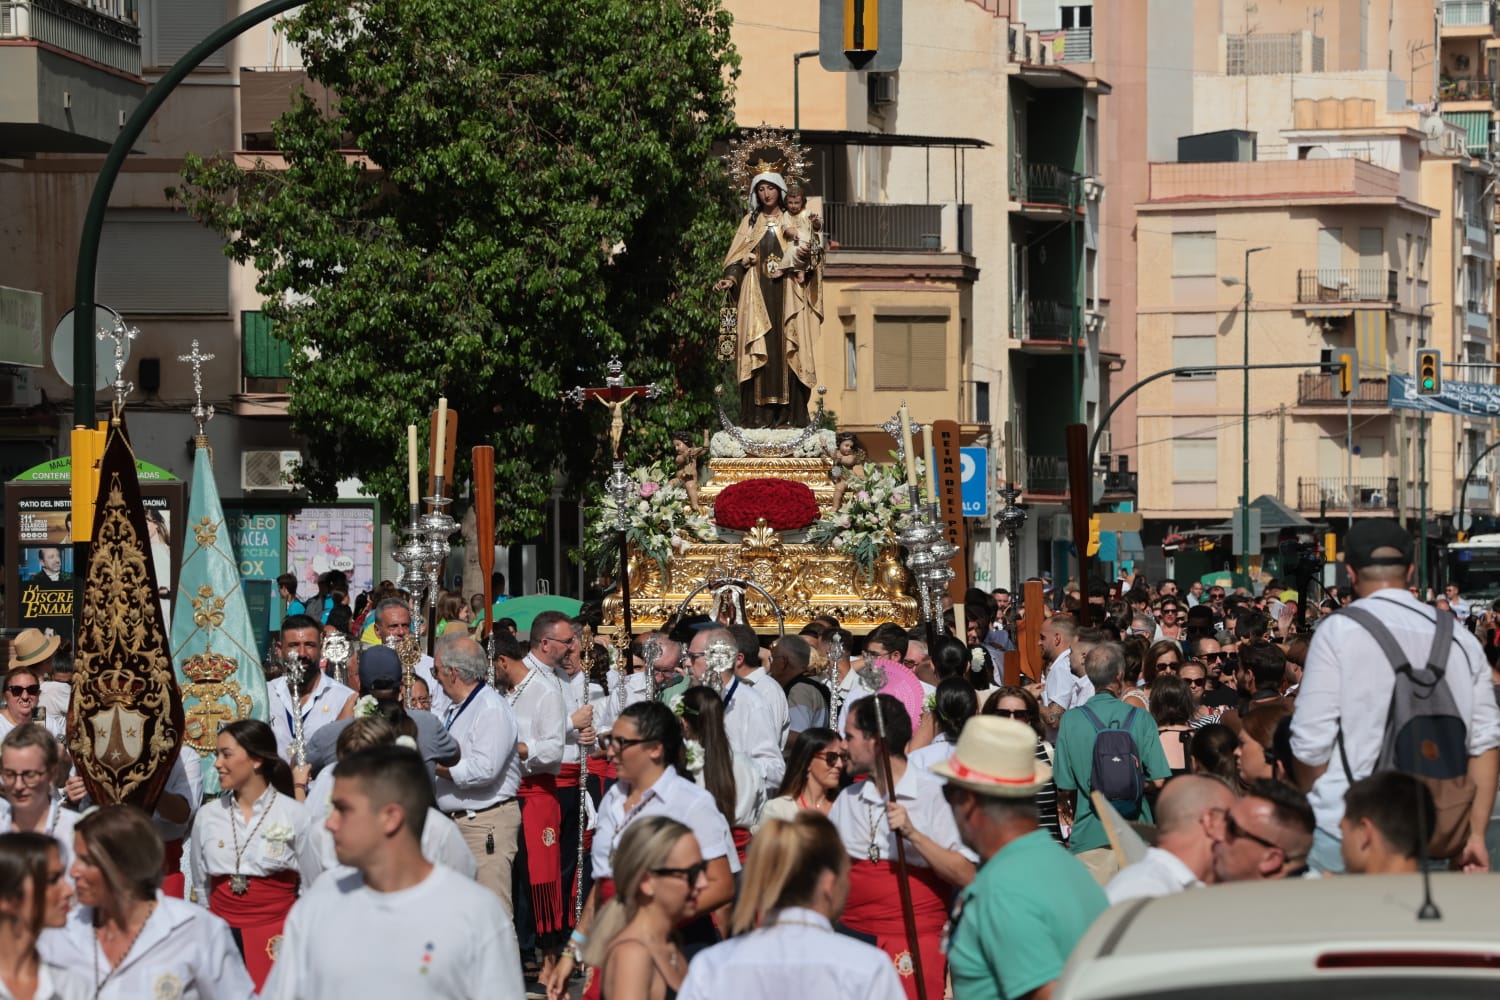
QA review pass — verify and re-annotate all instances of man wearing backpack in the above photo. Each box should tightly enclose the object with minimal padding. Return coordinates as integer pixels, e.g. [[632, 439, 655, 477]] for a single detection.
[[1054, 642, 1173, 884], [1290, 518, 1500, 875]]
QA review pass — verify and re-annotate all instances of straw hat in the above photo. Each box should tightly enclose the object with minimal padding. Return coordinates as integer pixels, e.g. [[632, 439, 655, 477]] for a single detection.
[[932, 716, 1052, 798], [6, 628, 60, 671]]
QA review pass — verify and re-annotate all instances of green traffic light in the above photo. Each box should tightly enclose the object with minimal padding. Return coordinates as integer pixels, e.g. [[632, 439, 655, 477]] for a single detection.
[[1422, 377, 1435, 390]]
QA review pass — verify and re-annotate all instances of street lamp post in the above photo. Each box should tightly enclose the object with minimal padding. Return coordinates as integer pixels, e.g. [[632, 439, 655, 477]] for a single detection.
[[793, 50, 820, 135], [1222, 247, 1270, 584]]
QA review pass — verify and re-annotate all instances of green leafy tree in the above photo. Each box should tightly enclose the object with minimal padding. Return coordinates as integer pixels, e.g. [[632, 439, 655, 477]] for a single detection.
[[172, 0, 739, 539]]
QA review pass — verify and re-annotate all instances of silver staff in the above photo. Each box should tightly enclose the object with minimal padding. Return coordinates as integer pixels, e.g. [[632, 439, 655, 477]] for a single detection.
[[574, 707, 592, 927], [826, 630, 846, 727], [323, 632, 352, 687], [284, 653, 309, 768]]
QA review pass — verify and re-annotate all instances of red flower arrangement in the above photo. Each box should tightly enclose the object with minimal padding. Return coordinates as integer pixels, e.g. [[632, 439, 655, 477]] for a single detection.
[[714, 478, 820, 532]]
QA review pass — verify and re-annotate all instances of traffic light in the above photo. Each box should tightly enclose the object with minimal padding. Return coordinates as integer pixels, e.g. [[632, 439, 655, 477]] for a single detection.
[[1086, 516, 1101, 557], [1417, 348, 1442, 396], [1334, 348, 1357, 397]]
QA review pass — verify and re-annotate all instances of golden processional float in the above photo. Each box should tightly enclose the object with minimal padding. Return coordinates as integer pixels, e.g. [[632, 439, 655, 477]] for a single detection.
[[577, 127, 964, 638]]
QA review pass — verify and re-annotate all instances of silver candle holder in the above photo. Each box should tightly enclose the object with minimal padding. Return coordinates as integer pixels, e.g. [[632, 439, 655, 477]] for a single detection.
[[898, 494, 959, 632]]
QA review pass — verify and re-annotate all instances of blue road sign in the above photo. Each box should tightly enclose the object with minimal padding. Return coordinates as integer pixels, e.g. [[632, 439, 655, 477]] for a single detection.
[[960, 447, 987, 517]]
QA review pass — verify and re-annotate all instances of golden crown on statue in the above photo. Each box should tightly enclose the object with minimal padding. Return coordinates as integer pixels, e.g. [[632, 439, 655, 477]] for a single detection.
[[182, 651, 238, 685]]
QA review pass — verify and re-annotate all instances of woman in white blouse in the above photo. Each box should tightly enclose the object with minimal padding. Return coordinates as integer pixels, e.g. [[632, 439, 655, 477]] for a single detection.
[[677, 812, 904, 1000], [42, 805, 255, 1000], [0, 831, 86, 1000], [0, 725, 78, 871], [679, 687, 764, 862], [189, 720, 310, 992], [756, 727, 844, 830]]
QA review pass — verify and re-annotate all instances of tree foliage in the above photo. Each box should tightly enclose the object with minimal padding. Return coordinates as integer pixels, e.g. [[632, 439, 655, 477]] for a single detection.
[[172, 0, 740, 539]]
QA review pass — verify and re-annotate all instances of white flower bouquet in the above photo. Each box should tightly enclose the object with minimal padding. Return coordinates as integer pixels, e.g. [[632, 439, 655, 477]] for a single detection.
[[585, 462, 717, 574], [805, 463, 919, 576]]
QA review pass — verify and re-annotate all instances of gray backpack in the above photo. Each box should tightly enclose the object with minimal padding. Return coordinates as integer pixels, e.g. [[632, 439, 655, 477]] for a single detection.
[[1336, 605, 1475, 858]]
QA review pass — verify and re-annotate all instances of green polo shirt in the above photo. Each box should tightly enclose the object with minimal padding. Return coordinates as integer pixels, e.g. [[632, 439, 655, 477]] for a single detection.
[[1053, 691, 1172, 853], [947, 829, 1108, 1000], [660, 675, 690, 709]]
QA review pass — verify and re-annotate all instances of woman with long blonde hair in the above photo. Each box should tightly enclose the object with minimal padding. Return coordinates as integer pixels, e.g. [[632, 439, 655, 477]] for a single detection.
[[677, 813, 902, 1000], [580, 815, 705, 1000]]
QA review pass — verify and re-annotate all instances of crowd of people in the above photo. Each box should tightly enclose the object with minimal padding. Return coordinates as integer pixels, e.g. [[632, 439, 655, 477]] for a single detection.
[[0, 515, 1493, 998]]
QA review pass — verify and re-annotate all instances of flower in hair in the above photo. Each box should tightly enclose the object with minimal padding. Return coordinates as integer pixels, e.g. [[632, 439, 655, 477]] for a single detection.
[[355, 695, 380, 720], [395, 734, 418, 751]]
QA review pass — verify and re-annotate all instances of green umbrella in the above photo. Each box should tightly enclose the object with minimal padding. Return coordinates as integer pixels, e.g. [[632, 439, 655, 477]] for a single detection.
[[489, 595, 583, 632]]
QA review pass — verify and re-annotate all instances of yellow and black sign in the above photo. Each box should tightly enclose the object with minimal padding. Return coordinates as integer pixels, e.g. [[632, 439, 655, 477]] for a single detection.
[[819, 0, 902, 72]]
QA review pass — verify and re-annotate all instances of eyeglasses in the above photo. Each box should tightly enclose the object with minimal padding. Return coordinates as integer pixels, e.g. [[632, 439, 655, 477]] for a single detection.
[[598, 733, 652, 752], [1155, 660, 1181, 670], [544, 635, 578, 647], [989, 708, 1031, 720], [1, 770, 47, 786], [816, 751, 849, 767], [652, 860, 709, 884], [1213, 808, 1283, 853], [1199, 652, 1226, 663], [5, 686, 39, 698], [1183, 677, 1207, 688]]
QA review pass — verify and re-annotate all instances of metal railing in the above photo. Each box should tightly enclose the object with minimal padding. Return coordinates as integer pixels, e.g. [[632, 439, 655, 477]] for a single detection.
[[1026, 453, 1069, 493], [1297, 372, 1389, 405], [1296, 268, 1398, 303], [1440, 77, 1499, 102], [1038, 26, 1092, 63], [1011, 162, 1080, 206], [1297, 476, 1399, 511], [0, 0, 141, 76], [1465, 474, 1492, 507], [1014, 298, 1076, 342], [822, 203, 944, 252], [1442, 0, 1494, 27]]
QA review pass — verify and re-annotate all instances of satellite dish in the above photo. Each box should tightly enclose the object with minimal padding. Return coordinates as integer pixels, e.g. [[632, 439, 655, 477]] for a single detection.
[[1423, 115, 1446, 140], [51, 306, 126, 390]]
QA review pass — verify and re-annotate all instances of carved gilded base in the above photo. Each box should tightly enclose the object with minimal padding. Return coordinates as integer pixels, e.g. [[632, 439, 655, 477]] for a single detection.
[[600, 525, 918, 636], [699, 458, 837, 511]]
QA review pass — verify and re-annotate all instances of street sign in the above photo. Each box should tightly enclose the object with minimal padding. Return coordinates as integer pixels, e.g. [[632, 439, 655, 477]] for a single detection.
[[819, 0, 902, 72], [1231, 507, 1263, 557], [960, 446, 987, 517], [1390, 374, 1500, 417]]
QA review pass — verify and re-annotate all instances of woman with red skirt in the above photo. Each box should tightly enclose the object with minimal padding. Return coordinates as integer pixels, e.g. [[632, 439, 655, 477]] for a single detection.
[[190, 719, 311, 991]]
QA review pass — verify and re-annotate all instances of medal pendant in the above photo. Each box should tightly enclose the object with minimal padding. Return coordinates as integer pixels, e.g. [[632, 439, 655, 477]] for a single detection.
[[230, 874, 249, 895], [868, 844, 881, 862]]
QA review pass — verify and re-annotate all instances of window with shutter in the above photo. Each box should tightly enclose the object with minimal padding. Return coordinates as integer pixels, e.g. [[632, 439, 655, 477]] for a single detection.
[[1172, 439, 1216, 483], [145, 0, 227, 68], [872, 317, 948, 390], [98, 210, 229, 313], [1171, 232, 1216, 276]]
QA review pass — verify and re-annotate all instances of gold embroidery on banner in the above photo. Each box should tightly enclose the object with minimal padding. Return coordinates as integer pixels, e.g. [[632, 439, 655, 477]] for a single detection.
[[180, 651, 253, 755], [190, 585, 227, 630], [191, 514, 219, 551], [71, 470, 180, 804]]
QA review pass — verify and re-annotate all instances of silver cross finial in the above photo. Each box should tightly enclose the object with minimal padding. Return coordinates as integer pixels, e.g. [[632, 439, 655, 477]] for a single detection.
[[97, 317, 139, 409], [879, 404, 924, 462], [605, 356, 625, 388], [177, 339, 216, 435]]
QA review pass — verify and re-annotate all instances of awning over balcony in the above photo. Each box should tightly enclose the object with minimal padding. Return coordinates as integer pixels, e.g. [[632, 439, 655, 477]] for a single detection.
[[1355, 308, 1386, 369], [1302, 307, 1353, 318]]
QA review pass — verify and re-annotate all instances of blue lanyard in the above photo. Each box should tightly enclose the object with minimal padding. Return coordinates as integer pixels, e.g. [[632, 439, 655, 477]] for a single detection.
[[444, 684, 484, 731], [284, 684, 315, 735], [722, 677, 740, 710]]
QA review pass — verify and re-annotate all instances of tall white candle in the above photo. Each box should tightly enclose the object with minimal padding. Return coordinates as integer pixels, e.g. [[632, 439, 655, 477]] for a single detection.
[[926, 436, 939, 503], [407, 424, 419, 505], [899, 406, 916, 489], [435, 397, 448, 480]]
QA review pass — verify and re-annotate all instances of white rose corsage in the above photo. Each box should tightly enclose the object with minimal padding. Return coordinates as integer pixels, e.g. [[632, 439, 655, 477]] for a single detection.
[[262, 822, 295, 858], [970, 647, 986, 671], [355, 695, 380, 719], [684, 739, 705, 776]]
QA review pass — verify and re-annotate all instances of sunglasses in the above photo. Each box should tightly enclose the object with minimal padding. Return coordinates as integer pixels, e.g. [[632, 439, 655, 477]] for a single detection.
[[1183, 677, 1207, 688], [989, 708, 1031, 721], [598, 734, 653, 752], [5, 685, 39, 698], [652, 860, 708, 884], [1214, 808, 1283, 853], [817, 751, 849, 767], [1199, 652, 1226, 663]]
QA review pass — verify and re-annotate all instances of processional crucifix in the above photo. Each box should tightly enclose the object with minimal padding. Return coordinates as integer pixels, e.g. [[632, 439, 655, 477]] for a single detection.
[[563, 358, 664, 638]]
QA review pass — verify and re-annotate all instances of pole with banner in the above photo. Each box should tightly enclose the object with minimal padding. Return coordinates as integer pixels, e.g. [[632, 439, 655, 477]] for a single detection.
[[931, 420, 969, 609]]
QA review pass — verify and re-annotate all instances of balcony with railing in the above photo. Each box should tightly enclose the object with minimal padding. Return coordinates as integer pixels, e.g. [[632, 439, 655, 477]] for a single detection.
[[1296, 372, 1390, 406], [1013, 298, 1076, 343], [1295, 268, 1398, 304], [1440, 76, 1499, 104], [0, 0, 141, 75], [1025, 452, 1069, 494], [1010, 162, 1081, 208], [1037, 27, 1092, 63], [1464, 473, 1492, 508], [1297, 476, 1399, 513], [823, 203, 943, 252]]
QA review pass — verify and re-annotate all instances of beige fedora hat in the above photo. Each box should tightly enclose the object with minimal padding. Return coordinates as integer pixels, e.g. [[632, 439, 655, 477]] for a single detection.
[[7, 628, 60, 671], [932, 716, 1052, 797]]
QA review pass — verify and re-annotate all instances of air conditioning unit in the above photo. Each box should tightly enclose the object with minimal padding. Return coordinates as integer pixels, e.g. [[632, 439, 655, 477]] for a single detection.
[[241, 449, 300, 491], [1080, 176, 1105, 201], [1096, 429, 1112, 456], [1463, 244, 1476, 257], [869, 73, 897, 107], [1085, 309, 1106, 334]]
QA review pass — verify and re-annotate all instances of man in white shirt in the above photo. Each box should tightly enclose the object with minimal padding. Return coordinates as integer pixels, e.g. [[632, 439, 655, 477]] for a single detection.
[[1106, 776, 1235, 903], [433, 634, 523, 913], [494, 624, 568, 969], [685, 627, 785, 794], [1291, 518, 1500, 874], [1039, 615, 1082, 736], [729, 624, 789, 748], [264, 745, 524, 999], [269, 615, 357, 763]]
